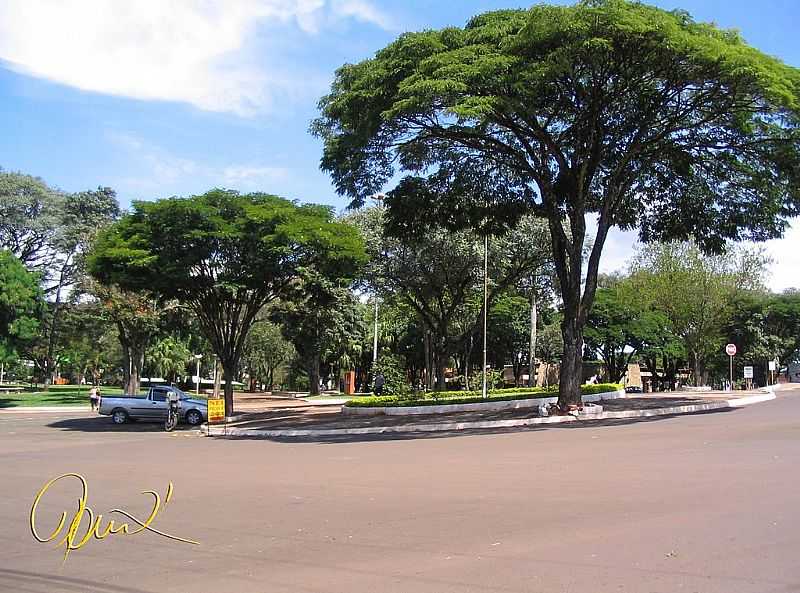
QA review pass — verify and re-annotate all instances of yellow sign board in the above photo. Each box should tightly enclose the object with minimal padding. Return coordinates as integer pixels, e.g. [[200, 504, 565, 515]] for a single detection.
[[207, 398, 225, 423]]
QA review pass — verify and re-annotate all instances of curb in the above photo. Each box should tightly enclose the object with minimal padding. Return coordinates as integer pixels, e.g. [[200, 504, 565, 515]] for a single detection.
[[201, 392, 776, 439], [0, 405, 92, 413]]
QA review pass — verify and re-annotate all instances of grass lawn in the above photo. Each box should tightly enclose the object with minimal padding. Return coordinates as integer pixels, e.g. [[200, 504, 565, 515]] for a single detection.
[[0, 385, 124, 408]]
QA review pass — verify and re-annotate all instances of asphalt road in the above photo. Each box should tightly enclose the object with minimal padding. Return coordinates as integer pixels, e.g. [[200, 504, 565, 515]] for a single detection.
[[1, 387, 798, 593]]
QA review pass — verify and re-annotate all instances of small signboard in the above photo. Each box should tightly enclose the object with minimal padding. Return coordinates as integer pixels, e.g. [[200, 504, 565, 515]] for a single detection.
[[768, 360, 777, 371], [725, 343, 737, 356], [743, 366, 754, 379], [207, 398, 225, 423]]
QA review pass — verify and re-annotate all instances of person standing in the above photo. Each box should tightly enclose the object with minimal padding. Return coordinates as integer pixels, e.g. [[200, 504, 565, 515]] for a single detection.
[[89, 386, 99, 411], [373, 372, 385, 396]]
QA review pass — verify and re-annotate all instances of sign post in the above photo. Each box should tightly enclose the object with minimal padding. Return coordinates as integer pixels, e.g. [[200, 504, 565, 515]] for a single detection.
[[743, 365, 753, 390], [725, 344, 737, 390], [207, 398, 226, 436]]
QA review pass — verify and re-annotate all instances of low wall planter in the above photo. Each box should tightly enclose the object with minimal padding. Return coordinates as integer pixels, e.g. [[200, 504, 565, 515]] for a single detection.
[[341, 388, 626, 416]]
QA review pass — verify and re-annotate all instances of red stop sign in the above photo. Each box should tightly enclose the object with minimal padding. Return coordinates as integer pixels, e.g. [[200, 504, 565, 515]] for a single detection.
[[725, 343, 737, 356]]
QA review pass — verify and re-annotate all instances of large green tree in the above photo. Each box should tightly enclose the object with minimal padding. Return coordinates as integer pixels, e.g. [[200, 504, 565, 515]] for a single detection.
[[242, 321, 294, 391], [628, 242, 767, 386], [348, 207, 551, 391], [313, 0, 800, 408], [273, 276, 365, 396], [584, 281, 679, 384], [0, 250, 43, 364], [89, 190, 365, 414], [0, 171, 120, 383]]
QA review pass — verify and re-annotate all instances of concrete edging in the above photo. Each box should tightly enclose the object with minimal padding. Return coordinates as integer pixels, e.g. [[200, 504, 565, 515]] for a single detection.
[[201, 392, 775, 439], [0, 405, 91, 413], [341, 388, 627, 416]]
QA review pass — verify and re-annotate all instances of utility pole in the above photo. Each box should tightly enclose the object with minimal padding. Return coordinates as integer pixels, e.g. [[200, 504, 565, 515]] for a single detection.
[[373, 297, 379, 365], [482, 234, 489, 400], [194, 354, 202, 396]]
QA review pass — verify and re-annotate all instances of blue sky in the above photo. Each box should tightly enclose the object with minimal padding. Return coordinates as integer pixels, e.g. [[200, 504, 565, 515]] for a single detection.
[[1, 0, 798, 290]]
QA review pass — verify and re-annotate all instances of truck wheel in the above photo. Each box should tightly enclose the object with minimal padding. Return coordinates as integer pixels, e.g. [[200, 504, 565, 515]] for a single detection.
[[185, 409, 203, 426], [111, 409, 129, 425]]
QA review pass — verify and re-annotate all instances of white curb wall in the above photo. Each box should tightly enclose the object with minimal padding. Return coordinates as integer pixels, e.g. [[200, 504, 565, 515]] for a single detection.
[[201, 391, 775, 439]]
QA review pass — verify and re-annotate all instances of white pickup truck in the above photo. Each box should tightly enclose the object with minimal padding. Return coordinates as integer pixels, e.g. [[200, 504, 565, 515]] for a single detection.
[[98, 385, 207, 426]]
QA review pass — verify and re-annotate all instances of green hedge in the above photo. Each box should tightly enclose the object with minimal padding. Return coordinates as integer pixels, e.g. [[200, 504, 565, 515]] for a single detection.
[[345, 383, 623, 408]]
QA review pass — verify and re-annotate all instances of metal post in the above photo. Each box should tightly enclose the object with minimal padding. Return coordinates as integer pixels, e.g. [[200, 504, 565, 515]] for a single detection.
[[482, 234, 488, 400], [195, 356, 201, 396], [373, 297, 379, 365], [729, 355, 733, 390]]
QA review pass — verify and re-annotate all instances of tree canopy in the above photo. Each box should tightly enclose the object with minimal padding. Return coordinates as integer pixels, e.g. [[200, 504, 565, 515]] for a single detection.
[[0, 250, 43, 362], [89, 189, 366, 413], [314, 0, 800, 407]]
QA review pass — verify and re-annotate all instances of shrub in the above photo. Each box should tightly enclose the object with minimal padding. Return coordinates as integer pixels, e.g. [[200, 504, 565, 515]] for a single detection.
[[467, 368, 505, 390], [346, 383, 622, 408], [372, 352, 411, 397]]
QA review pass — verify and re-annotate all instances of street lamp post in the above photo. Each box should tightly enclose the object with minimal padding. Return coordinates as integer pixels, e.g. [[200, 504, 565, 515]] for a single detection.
[[369, 192, 386, 374], [193, 354, 202, 396], [482, 234, 489, 400], [373, 297, 379, 365]]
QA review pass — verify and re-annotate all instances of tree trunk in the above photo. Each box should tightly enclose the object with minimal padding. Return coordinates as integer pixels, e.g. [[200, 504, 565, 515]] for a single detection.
[[44, 253, 72, 387], [309, 355, 321, 396], [528, 291, 537, 387], [127, 346, 144, 395], [435, 352, 447, 392], [213, 360, 222, 397], [556, 320, 584, 409], [222, 360, 235, 416], [423, 330, 433, 390]]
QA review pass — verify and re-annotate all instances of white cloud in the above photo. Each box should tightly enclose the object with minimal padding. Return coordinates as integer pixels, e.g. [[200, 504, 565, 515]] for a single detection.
[[109, 131, 198, 185], [332, 0, 393, 29], [108, 131, 289, 196], [764, 222, 800, 293], [0, 0, 391, 116], [593, 220, 800, 294], [223, 164, 289, 187]]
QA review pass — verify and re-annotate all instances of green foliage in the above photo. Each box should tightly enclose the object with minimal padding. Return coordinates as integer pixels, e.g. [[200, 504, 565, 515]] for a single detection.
[[467, 367, 504, 390], [628, 241, 768, 385], [315, 0, 800, 407], [726, 290, 800, 382], [146, 336, 191, 383], [0, 250, 43, 361], [584, 281, 681, 383], [243, 321, 294, 390], [345, 206, 551, 391], [274, 278, 365, 395], [89, 189, 366, 409], [372, 350, 410, 396], [0, 170, 61, 273], [346, 384, 622, 408]]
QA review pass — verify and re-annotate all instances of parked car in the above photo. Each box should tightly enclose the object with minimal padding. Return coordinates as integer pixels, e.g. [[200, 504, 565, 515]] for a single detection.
[[625, 385, 643, 394], [98, 385, 207, 426]]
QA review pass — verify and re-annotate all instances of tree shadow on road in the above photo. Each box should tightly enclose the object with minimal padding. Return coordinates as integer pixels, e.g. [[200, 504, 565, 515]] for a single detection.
[[0, 568, 156, 593], [46, 416, 200, 433]]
